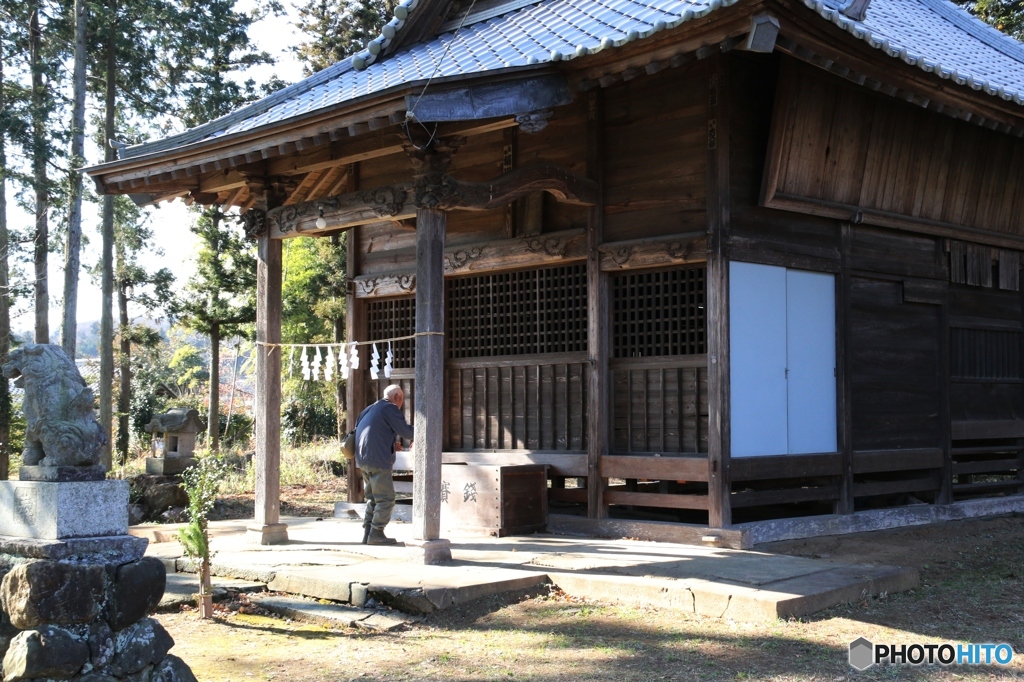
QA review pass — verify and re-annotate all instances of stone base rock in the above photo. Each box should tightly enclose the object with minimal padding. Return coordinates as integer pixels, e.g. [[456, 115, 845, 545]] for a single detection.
[[0, 548, 197, 682], [0, 535, 147, 567], [1, 561, 106, 629], [144, 458, 196, 476], [19, 465, 107, 482], [0, 481, 129, 540], [129, 476, 189, 523]]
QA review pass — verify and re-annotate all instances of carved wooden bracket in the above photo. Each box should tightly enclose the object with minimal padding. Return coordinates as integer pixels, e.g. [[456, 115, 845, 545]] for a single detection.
[[267, 183, 416, 237], [352, 228, 588, 297], [267, 158, 597, 238], [455, 163, 598, 210], [240, 208, 267, 240], [599, 233, 708, 271]]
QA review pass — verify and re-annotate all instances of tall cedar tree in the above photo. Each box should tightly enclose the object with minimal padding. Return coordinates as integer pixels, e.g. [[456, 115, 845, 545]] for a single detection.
[[176, 0, 279, 128], [178, 208, 256, 451], [90, 0, 186, 468], [61, 0, 88, 357], [27, 5, 62, 344], [0, 0, 37, 476], [113, 196, 173, 464], [0, 17, 16, 479], [292, 0, 398, 75]]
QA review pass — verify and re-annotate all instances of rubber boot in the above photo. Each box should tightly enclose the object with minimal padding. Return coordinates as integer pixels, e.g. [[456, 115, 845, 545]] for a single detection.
[[361, 526, 371, 545], [366, 528, 397, 545]]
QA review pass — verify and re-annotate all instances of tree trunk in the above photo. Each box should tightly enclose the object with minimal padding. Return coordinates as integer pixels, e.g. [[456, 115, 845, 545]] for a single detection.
[[224, 339, 240, 443], [99, 5, 117, 470], [116, 273, 131, 466], [199, 555, 213, 618], [62, 0, 88, 358], [29, 9, 49, 344], [208, 323, 220, 452], [0, 51, 11, 481]]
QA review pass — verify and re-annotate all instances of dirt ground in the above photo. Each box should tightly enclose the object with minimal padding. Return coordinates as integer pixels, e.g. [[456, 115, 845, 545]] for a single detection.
[[156, 511, 1024, 681]]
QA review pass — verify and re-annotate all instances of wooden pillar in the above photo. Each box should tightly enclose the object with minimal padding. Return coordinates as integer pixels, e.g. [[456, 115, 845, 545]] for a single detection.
[[706, 54, 732, 529], [586, 90, 609, 519], [837, 223, 854, 514], [410, 207, 451, 562], [249, 229, 288, 544], [345, 225, 366, 502], [937, 284, 953, 504], [343, 164, 366, 503]]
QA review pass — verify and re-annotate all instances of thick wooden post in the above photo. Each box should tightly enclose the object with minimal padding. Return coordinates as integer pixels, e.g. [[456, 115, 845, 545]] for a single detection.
[[706, 54, 732, 529], [410, 207, 451, 562], [249, 230, 288, 544], [341, 164, 365, 503], [586, 90, 609, 519], [345, 224, 366, 503], [837, 223, 854, 514]]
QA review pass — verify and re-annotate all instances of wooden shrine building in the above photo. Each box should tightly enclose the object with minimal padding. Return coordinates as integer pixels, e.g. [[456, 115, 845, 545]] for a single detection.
[[89, 0, 1024, 552]]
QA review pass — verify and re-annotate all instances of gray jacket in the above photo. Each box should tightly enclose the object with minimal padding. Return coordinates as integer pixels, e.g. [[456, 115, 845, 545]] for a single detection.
[[354, 399, 414, 470]]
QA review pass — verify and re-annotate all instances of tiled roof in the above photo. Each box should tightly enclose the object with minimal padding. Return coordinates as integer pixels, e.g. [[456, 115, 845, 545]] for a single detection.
[[121, 0, 1024, 160]]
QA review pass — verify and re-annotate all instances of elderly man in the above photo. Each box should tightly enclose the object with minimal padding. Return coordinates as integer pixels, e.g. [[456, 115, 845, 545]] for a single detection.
[[354, 384, 414, 545]]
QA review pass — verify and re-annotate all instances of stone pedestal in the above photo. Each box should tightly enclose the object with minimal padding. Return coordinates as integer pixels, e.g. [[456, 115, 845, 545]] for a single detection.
[[405, 538, 452, 565], [0, 485, 198, 681], [246, 523, 289, 545], [19, 465, 105, 482], [145, 456, 197, 476], [0, 481, 129, 540]]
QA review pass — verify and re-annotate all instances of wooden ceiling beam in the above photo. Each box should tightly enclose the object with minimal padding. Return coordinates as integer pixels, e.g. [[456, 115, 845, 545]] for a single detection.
[[198, 168, 250, 194], [305, 166, 345, 202]]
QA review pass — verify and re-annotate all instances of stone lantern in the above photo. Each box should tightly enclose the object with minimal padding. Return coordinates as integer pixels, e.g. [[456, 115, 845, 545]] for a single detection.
[[144, 408, 204, 475]]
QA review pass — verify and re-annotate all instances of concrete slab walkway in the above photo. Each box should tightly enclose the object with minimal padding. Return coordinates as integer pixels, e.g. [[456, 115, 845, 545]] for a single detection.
[[136, 515, 917, 622]]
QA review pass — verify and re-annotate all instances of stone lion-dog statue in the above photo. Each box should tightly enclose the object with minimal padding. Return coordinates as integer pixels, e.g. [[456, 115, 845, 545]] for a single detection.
[[2, 343, 107, 468]]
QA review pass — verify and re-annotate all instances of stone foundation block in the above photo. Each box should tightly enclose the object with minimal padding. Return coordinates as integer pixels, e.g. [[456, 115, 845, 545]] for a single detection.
[[108, 618, 174, 677], [1, 561, 106, 629], [88, 619, 115, 670], [0, 534, 147, 566], [0, 481, 129, 539], [2, 624, 90, 681], [107, 557, 166, 631], [150, 654, 200, 682]]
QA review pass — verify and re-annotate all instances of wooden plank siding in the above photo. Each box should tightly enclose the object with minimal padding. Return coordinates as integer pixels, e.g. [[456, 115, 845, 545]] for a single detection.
[[763, 58, 1024, 250]]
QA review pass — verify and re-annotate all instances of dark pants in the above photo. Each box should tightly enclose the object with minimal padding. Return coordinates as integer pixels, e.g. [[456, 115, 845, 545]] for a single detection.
[[361, 465, 395, 531]]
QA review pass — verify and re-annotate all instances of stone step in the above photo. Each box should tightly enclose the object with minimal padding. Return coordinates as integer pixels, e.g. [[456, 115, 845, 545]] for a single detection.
[[544, 564, 919, 621], [249, 595, 413, 631], [267, 563, 547, 615], [159, 573, 266, 611]]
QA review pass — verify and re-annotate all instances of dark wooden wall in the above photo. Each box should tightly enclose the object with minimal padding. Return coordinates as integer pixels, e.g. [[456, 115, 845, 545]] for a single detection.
[[763, 59, 1024, 249], [346, 50, 1024, 525]]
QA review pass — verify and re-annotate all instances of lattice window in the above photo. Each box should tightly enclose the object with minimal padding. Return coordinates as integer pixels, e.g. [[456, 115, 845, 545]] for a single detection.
[[951, 328, 1022, 380], [366, 297, 416, 368], [447, 264, 588, 359], [611, 266, 706, 358]]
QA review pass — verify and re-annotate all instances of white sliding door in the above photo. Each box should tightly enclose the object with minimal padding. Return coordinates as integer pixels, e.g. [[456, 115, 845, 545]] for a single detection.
[[729, 262, 837, 457], [730, 262, 788, 457], [786, 269, 837, 454]]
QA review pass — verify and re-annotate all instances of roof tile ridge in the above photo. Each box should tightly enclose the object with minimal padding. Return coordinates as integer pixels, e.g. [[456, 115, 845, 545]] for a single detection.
[[803, 0, 1024, 106], [121, 60, 356, 160], [915, 0, 1024, 64]]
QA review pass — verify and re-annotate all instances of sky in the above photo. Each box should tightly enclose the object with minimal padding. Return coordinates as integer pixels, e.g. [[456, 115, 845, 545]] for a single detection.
[[9, 4, 307, 338]]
